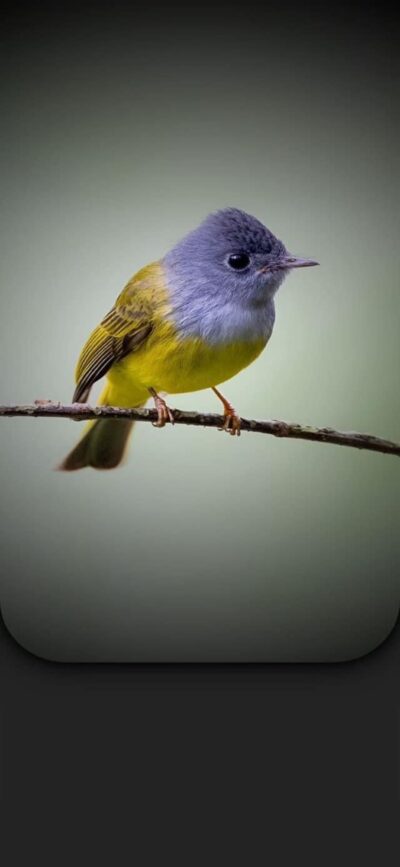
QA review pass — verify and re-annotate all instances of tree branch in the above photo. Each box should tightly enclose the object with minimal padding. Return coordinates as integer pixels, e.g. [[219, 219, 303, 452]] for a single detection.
[[0, 402, 399, 457]]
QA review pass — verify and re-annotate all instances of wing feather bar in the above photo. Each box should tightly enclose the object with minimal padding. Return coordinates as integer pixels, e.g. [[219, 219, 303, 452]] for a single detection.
[[72, 267, 156, 403], [73, 314, 152, 404]]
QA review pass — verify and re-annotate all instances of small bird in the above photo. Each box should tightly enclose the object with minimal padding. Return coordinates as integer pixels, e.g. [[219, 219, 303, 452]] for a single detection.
[[59, 208, 318, 471]]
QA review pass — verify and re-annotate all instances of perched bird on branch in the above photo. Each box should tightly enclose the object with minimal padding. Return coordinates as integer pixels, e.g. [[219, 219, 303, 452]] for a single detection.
[[59, 208, 318, 471]]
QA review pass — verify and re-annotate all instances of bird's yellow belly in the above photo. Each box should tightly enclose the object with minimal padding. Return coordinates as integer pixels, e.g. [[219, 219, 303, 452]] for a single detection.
[[106, 330, 266, 405]]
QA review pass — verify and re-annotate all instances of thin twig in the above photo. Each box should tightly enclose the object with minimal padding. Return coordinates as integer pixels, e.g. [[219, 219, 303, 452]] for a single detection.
[[0, 402, 399, 457]]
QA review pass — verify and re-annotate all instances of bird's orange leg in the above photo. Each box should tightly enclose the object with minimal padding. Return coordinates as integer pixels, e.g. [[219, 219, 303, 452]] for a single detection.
[[148, 388, 175, 428], [212, 386, 241, 437]]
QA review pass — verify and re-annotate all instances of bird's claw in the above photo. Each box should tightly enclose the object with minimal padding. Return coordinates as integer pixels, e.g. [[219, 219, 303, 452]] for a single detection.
[[152, 395, 175, 428], [219, 408, 241, 436]]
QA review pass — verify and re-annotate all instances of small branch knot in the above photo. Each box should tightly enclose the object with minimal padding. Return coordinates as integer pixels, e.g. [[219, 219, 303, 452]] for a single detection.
[[273, 421, 290, 437]]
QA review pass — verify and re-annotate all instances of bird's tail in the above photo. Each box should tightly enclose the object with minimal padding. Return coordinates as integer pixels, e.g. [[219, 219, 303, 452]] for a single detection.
[[58, 386, 143, 471]]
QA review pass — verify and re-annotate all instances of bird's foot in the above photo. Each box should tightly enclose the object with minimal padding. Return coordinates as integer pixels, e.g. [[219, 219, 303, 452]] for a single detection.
[[221, 406, 241, 436], [212, 386, 241, 437], [149, 388, 175, 428]]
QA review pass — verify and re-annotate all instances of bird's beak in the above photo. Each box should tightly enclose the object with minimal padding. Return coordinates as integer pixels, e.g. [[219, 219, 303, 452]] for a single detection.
[[277, 254, 319, 270], [259, 255, 319, 274]]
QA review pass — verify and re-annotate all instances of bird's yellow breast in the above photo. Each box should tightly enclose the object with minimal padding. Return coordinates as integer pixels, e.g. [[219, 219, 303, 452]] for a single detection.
[[106, 318, 266, 405]]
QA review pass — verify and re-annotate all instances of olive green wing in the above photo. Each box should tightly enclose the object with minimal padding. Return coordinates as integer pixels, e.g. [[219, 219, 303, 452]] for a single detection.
[[73, 269, 155, 403]]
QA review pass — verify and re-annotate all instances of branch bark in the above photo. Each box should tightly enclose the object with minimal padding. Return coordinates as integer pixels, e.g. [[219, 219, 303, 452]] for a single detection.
[[0, 402, 399, 457]]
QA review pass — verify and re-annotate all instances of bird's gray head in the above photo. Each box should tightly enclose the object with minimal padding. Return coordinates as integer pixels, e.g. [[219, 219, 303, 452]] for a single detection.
[[163, 208, 318, 343], [164, 207, 318, 308]]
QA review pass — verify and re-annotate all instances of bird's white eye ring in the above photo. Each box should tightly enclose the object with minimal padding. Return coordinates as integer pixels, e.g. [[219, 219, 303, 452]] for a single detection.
[[227, 253, 250, 271]]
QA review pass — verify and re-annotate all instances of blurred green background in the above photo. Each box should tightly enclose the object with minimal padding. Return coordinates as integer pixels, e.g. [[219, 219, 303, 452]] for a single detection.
[[0, 6, 399, 660]]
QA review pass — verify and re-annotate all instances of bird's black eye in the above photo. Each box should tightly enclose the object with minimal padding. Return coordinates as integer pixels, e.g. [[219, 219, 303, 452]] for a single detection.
[[227, 253, 250, 270]]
